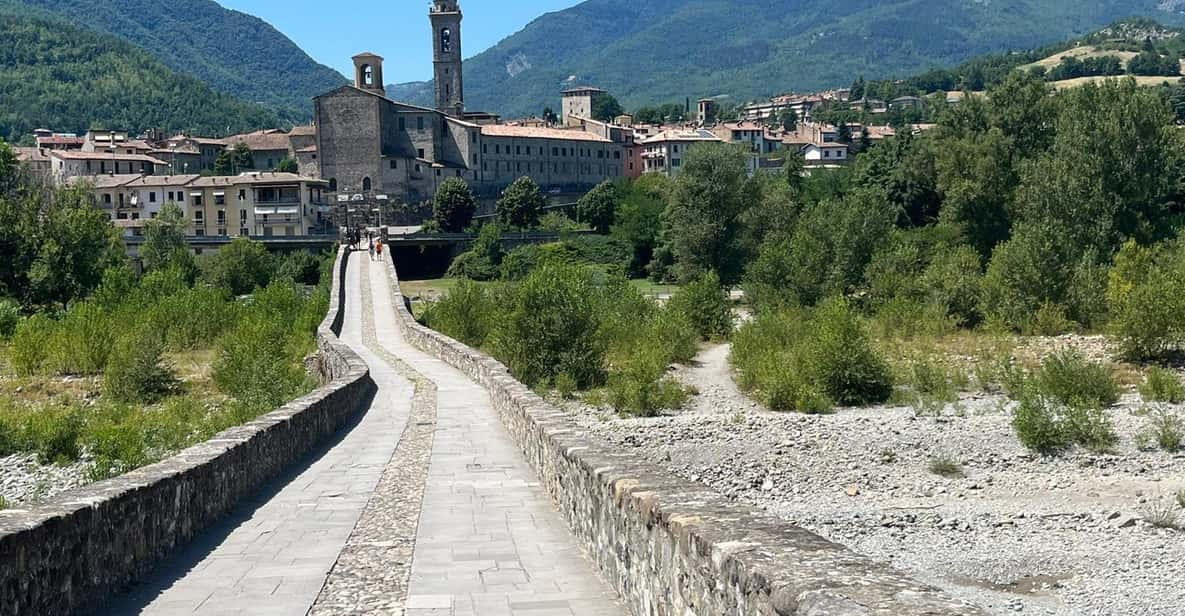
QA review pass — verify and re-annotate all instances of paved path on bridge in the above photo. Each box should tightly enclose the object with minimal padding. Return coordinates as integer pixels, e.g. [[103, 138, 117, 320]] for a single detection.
[[100, 254, 622, 615]]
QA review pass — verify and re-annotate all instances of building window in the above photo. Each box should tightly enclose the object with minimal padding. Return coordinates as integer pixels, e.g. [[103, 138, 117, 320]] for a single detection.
[[471, 132, 477, 143], [363, 177, 372, 191], [215, 194, 225, 206], [516, 146, 521, 155], [455, 170, 461, 177], [149, 192, 157, 203], [217, 211, 226, 225], [389, 159, 397, 169], [399, 117, 406, 130], [417, 117, 424, 130], [194, 211, 203, 221], [435, 169, 441, 177], [195, 229, 205, 237], [482, 144, 487, 154], [193, 195, 203, 207], [103, 194, 112, 205], [329, 178, 337, 191], [240, 209, 247, 221], [415, 164, 421, 173], [239, 189, 247, 201], [241, 228, 249, 236], [495, 145, 500, 154], [441, 27, 452, 53], [417, 148, 425, 159], [552, 147, 558, 156]]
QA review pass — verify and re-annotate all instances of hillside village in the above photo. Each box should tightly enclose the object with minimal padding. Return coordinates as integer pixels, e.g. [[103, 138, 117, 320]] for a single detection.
[[11, 11, 1185, 245]]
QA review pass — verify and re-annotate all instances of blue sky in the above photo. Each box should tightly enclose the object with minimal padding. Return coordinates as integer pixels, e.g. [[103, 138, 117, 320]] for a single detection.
[[217, 0, 583, 83]]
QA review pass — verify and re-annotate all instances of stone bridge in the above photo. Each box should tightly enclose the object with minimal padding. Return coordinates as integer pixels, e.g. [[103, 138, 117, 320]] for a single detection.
[[0, 248, 986, 616]]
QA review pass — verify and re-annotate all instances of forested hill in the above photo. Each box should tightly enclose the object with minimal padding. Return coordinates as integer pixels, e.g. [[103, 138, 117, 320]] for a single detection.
[[0, 0, 346, 123], [392, 0, 1185, 116], [0, 14, 279, 141]]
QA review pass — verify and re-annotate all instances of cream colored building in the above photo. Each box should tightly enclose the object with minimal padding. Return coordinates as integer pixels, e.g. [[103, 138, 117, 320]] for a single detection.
[[69, 172, 330, 238], [639, 129, 723, 177]]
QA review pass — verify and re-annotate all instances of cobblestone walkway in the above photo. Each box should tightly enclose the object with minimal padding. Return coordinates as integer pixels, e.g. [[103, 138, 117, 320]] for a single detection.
[[98, 254, 622, 615], [98, 254, 414, 616], [366, 258, 624, 616]]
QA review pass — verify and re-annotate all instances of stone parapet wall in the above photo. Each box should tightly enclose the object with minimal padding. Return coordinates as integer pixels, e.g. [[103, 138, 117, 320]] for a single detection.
[[0, 247, 375, 616], [382, 258, 985, 616]]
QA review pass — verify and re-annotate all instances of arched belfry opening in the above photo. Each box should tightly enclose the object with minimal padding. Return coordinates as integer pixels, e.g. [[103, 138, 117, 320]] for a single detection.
[[351, 53, 385, 94]]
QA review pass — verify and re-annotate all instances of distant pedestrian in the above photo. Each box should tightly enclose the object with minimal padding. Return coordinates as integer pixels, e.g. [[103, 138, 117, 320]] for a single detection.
[[376, 240, 384, 261], [368, 236, 375, 261]]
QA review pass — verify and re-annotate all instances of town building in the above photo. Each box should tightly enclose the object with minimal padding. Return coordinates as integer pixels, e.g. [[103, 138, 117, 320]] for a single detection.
[[224, 129, 297, 171], [313, 0, 626, 204], [67, 172, 330, 239], [638, 129, 723, 177], [49, 150, 168, 183]]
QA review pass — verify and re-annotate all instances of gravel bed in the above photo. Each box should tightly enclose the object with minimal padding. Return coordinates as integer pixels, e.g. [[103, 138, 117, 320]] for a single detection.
[[0, 453, 91, 507], [562, 343, 1185, 616]]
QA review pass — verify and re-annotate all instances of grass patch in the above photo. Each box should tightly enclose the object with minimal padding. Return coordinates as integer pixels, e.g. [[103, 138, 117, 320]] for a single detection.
[[928, 454, 965, 478], [1140, 367, 1185, 404], [1142, 497, 1182, 530]]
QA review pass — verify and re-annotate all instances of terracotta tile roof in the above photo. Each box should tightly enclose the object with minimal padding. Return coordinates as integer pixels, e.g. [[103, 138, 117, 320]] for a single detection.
[[37, 136, 84, 147], [189, 172, 326, 187], [639, 129, 723, 144], [480, 125, 612, 143], [225, 129, 291, 152], [65, 174, 142, 189], [288, 125, 316, 137], [124, 174, 201, 187], [50, 150, 167, 165]]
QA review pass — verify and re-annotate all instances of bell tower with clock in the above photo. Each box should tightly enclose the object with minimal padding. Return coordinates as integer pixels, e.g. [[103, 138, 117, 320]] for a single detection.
[[430, 0, 464, 118]]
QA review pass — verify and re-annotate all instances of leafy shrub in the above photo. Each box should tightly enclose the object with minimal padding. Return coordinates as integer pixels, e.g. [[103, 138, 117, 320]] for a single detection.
[[1025, 301, 1075, 336], [1141, 367, 1185, 404], [1034, 350, 1119, 408], [1012, 389, 1117, 455], [0, 298, 21, 338], [606, 342, 689, 416], [103, 327, 175, 403], [146, 285, 237, 351], [905, 357, 963, 403], [562, 235, 631, 272], [733, 299, 892, 411], [200, 237, 275, 295], [666, 271, 733, 340], [0, 402, 87, 464], [1107, 240, 1185, 359], [1144, 408, 1183, 452], [420, 280, 499, 348], [920, 245, 984, 327], [44, 302, 115, 376], [447, 224, 503, 281], [490, 263, 604, 388], [807, 298, 894, 406], [8, 313, 53, 375], [981, 222, 1076, 331], [276, 250, 323, 285], [869, 298, 957, 340]]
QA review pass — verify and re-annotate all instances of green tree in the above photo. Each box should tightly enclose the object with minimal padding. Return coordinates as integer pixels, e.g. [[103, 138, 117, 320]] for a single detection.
[[496, 177, 546, 229], [232, 143, 255, 171], [140, 202, 187, 272], [213, 149, 235, 176], [433, 177, 478, 232], [200, 237, 274, 295], [850, 75, 867, 100], [276, 158, 298, 173], [660, 142, 754, 284], [23, 187, 125, 309], [611, 176, 670, 278], [576, 181, 618, 234], [542, 107, 559, 126], [591, 93, 624, 122]]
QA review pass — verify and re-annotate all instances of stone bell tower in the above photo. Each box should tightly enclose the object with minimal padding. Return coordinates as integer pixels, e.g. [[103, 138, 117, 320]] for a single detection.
[[430, 0, 464, 117], [352, 52, 385, 94]]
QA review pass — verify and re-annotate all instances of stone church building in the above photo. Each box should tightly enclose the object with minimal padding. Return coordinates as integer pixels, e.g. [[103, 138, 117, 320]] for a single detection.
[[314, 0, 625, 203]]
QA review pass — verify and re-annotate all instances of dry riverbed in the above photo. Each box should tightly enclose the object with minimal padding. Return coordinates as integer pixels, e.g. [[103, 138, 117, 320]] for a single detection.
[[561, 341, 1185, 616]]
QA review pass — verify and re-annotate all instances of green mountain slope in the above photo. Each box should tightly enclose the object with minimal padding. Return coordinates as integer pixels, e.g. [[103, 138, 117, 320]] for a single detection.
[[0, 0, 346, 122], [0, 14, 278, 141], [393, 0, 1185, 116]]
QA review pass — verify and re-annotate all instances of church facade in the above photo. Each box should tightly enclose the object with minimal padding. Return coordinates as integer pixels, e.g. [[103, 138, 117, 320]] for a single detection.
[[314, 0, 625, 204]]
